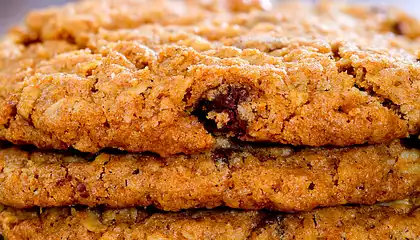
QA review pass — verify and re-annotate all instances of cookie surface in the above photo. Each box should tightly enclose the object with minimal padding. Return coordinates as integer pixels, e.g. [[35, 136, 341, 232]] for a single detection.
[[1, 196, 419, 240], [1, 0, 420, 155], [1, 139, 419, 211]]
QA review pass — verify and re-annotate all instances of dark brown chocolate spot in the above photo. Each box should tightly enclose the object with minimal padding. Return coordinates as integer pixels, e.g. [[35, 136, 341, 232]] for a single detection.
[[382, 99, 394, 108], [193, 86, 249, 137], [76, 183, 89, 198], [212, 87, 248, 110], [183, 87, 192, 102], [65, 35, 77, 45], [21, 37, 42, 47], [132, 169, 140, 175], [308, 182, 315, 190], [391, 22, 403, 35], [91, 86, 98, 93], [212, 149, 232, 164]]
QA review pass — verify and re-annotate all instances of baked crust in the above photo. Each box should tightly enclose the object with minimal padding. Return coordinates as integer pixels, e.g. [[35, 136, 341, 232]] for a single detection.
[[0, 196, 419, 239], [0, 139, 419, 211], [1, 0, 420, 155]]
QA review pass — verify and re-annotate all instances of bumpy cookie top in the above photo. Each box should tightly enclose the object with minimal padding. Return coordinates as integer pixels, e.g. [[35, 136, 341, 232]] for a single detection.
[[1, 0, 420, 156]]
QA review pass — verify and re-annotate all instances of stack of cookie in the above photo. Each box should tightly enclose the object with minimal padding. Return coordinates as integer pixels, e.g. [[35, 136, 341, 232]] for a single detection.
[[0, 0, 420, 239]]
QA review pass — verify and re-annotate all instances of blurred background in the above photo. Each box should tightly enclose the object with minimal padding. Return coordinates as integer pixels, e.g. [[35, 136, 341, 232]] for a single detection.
[[0, 0, 72, 33], [0, 0, 419, 34]]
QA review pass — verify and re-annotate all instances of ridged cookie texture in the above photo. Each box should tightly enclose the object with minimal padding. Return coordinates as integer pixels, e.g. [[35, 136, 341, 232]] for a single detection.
[[1, 0, 420, 156], [0, 196, 419, 240], [1, 139, 419, 211]]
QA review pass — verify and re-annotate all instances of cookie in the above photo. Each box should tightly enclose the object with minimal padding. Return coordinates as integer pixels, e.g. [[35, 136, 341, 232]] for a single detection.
[[1, 139, 419, 211], [1, 0, 420, 156], [1, 196, 419, 240], [257, 197, 420, 239]]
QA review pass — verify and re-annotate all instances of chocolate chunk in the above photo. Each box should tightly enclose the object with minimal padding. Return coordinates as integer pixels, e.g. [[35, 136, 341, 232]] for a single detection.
[[391, 22, 403, 35], [212, 87, 248, 110], [183, 87, 192, 102], [212, 149, 232, 164], [193, 86, 249, 138], [76, 183, 89, 198], [308, 182, 315, 190]]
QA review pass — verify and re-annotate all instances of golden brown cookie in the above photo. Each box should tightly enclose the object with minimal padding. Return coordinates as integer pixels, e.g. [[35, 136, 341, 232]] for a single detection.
[[1, 139, 419, 211], [1, 0, 420, 156], [1, 196, 419, 240]]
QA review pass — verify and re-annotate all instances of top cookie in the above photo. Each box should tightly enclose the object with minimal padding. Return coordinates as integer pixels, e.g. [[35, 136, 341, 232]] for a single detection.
[[1, 0, 420, 156]]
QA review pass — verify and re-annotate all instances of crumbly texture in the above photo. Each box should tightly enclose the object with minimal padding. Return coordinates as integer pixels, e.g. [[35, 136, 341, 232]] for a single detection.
[[0, 139, 419, 211], [0, 0, 420, 155], [0, 208, 264, 240], [1, 197, 419, 240], [256, 198, 420, 240]]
